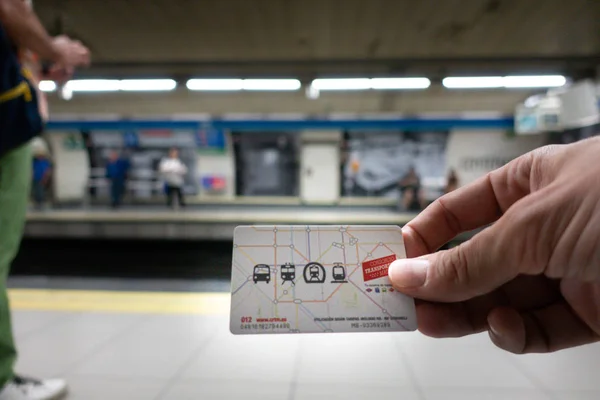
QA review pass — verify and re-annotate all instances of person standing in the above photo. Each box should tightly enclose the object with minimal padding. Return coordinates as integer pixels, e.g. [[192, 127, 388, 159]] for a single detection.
[[0, 0, 89, 399], [105, 150, 130, 209], [398, 166, 424, 212], [444, 168, 459, 195], [159, 147, 187, 209], [31, 148, 51, 209]]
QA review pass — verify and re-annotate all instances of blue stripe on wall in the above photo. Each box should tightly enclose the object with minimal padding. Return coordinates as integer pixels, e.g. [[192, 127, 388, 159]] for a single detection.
[[45, 117, 514, 132]]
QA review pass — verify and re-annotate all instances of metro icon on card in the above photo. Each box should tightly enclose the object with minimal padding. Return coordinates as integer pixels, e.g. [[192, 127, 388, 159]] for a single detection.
[[230, 225, 417, 334]]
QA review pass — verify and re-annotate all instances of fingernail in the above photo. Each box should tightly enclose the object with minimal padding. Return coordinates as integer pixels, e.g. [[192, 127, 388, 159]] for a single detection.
[[388, 259, 429, 288], [489, 323, 503, 339]]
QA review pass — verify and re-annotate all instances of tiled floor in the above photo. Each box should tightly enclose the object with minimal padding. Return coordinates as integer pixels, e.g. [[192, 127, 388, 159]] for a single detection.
[[10, 308, 600, 400]]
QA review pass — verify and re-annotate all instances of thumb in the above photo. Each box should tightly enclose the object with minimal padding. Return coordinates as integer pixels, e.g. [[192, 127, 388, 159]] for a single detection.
[[388, 228, 521, 302]]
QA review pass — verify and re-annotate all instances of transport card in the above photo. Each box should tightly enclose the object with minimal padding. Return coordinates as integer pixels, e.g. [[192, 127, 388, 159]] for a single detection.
[[230, 225, 417, 334]]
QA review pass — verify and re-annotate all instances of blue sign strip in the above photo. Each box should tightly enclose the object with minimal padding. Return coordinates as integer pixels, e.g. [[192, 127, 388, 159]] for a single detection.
[[45, 117, 514, 132]]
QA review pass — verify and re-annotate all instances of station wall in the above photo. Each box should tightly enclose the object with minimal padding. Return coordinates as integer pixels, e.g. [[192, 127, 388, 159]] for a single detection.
[[43, 126, 549, 205]]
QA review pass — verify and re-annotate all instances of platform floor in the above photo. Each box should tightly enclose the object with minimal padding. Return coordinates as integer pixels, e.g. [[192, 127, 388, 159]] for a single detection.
[[6, 278, 600, 400]]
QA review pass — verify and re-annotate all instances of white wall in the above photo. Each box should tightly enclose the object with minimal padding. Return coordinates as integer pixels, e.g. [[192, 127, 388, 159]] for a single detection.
[[46, 132, 90, 202], [446, 130, 548, 186]]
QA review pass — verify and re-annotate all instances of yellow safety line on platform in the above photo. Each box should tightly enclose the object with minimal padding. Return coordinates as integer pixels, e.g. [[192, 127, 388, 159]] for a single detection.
[[8, 289, 230, 315]]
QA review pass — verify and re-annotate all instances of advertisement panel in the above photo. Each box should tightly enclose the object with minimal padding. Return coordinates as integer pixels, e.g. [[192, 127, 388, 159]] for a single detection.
[[84, 127, 227, 202], [342, 131, 449, 202]]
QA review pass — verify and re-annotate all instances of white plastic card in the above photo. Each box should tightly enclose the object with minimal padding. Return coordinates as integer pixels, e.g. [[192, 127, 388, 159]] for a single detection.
[[230, 225, 417, 334]]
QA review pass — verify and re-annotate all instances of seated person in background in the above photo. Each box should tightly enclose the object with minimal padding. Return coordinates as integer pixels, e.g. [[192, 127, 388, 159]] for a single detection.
[[445, 168, 459, 194], [159, 148, 188, 209], [31, 149, 51, 209], [398, 166, 424, 212], [105, 150, 130, 209]]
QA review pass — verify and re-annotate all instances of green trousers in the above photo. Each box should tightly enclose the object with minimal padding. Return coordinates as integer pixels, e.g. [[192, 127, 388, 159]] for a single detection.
[[0, 144, 31, 388]]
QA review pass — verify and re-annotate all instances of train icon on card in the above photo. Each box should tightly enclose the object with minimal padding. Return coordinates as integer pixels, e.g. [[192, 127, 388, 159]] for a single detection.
[[252, 262, 347, 285]]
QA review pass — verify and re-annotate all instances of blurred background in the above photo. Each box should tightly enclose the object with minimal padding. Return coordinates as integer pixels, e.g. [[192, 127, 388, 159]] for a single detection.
[[9, 0, 600, 399]]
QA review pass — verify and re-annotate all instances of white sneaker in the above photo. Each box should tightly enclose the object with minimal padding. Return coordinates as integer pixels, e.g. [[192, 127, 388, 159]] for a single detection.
[[0, 376, 67, 400]]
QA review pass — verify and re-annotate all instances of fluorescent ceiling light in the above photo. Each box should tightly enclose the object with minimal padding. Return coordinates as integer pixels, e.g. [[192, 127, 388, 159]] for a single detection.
[[311, 77, 430, 91], [63, 79, 177, 93], [186, 79, 300, 91], [370, 77, 431, 89], [187, 79, 243, 91], [39, 80, 56, 92], [119, 79, 176, 91], [503, 75, 566, 88], [311, 78, 371, 91], [443, 75, 567, 89], [65, 79, 120, 92], [242, 79, 301, 91], [442, 77, 504, 89]]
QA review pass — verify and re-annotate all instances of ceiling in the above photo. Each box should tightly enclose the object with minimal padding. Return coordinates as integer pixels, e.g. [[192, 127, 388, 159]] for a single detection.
[[33, 0, 600, 78]]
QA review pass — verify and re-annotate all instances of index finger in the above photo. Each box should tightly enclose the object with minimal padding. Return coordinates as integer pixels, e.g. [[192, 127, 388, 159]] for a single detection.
[[403, 152, 535, 258]]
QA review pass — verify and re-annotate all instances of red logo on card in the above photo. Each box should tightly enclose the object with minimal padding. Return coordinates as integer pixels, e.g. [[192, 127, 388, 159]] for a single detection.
[[362, 254, 397, 282]]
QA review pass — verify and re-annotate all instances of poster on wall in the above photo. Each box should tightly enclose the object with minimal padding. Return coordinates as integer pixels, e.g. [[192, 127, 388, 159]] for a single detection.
[[342, 131, 449, 203]]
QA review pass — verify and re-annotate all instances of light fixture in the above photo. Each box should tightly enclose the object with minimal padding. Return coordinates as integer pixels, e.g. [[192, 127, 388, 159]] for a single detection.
[[310, 77, 431, 91], [38, 80, 56, 92], [503, 75, 566, 88], [119, 79, 177, 91], [65, 79, 121, 92], [242, 79, 301, 91], [442, 77, 504, 89], [370, 77, 431, 89], [187, 79, 243, 91], [443, 75, 567, 89], [311, 78, 371, 91], [186, 79, 300, 91], [62, 79, 177, 93]]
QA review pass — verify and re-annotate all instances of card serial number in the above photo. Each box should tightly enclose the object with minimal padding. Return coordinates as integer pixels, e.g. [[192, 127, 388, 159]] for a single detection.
[[351, 322, 391, 329]]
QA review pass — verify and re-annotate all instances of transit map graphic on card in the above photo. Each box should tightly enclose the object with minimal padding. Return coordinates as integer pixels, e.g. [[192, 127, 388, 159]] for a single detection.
[[230, 225, 416, 334]]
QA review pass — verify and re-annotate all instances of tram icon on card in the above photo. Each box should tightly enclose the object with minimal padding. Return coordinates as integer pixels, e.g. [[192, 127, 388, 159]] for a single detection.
[[331, 263, 347, 283], [303, 262, 326, 284], [253, 264, 271, 284], [281, 263, 296, 285]]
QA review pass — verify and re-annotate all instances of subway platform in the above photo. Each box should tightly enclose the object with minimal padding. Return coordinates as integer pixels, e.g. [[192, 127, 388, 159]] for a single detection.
[[6, 275, 600, 400], [24, 205, 417, 241]]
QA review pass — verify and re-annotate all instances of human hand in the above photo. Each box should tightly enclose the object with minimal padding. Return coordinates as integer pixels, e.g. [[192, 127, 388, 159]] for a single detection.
[[51, 35, 90, 72], [44, 63, 74, 83], [388, 137, 600, 353]]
